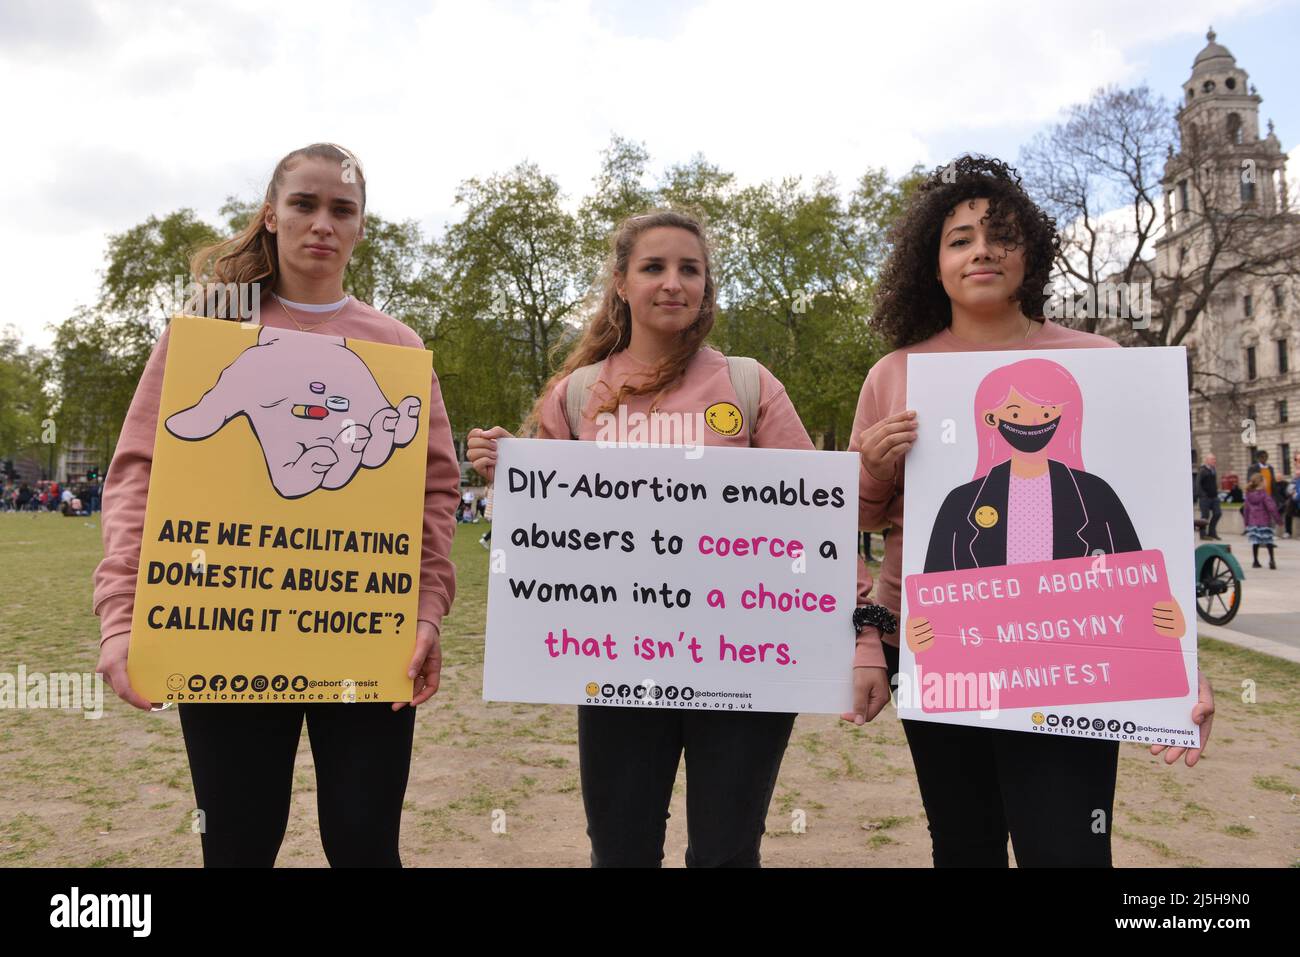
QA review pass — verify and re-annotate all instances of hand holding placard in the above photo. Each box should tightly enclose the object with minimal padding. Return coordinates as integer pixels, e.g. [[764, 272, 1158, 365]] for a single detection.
[[467, 426, 512, 482]]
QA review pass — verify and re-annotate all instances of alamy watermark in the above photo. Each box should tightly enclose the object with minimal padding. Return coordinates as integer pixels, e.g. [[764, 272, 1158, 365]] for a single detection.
[[1042, 281, 1151, 329], [1, 666, 104, 719], [594, 408, 708, 460], [172, 277, 262, 323], [892, 664, 1001, 718], [49, 887, 150, 937]]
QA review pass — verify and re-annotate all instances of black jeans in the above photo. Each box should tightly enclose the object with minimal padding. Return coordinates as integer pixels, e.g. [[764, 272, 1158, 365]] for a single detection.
[[178, 702, 416, 867], [883, 643, 1118, 867], [1198, 496, 1222, 538], [577, 705, 796, 867]]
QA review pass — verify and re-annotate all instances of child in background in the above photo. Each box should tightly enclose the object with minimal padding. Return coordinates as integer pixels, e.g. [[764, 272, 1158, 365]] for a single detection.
[[1243, 473, 1280, 569]]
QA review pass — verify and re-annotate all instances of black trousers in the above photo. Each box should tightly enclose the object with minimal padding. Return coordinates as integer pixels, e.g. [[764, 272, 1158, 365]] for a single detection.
[[178, 702, 416, 867], [577, 705, 796, 868], [1199, 496, 1222, 538], [883, 643, 1118, 867]]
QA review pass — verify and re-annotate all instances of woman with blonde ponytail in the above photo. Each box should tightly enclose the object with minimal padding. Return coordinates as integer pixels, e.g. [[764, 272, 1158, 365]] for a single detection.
[[469, 210, 891, 867], [92, 144, 461, 867], [515, 212, 717, 438]]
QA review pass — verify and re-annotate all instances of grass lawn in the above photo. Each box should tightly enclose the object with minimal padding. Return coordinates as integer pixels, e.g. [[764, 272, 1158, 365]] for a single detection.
[[1, 512, 1296, 867]]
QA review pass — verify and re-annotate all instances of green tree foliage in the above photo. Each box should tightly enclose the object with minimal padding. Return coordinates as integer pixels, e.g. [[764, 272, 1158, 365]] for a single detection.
[[100, 209, 223, 335], [712, 175, 897, 448], [346, 216, 439, 341], [47, 308, 155, 470], [0, 326, 47, 462], [660, 156, 737, 237], [437, 162, 587, 415], [577, 135, 657, 280], [45, 210, 219, 467]]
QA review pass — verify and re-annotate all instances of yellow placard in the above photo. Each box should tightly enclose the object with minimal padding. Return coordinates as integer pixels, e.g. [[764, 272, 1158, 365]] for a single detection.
[[127, 315, 431, 703]]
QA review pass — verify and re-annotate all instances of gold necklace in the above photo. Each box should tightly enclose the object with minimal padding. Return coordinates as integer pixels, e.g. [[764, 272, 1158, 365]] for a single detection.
[[275, 294, 350, 332]]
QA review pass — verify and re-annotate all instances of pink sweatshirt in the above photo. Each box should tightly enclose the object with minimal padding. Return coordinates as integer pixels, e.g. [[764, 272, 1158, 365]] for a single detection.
[[92, 295, 460, 645], [535, 345, 885, 669], [848, 318, 1119, 645]]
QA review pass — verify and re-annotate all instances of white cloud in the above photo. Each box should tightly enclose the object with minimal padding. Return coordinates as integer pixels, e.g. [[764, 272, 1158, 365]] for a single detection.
[[0, 0, 1273, 347]]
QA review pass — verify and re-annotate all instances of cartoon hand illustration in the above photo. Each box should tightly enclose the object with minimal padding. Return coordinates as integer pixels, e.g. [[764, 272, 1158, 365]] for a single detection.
[[905, 616, 935, 654], [281, 444, 340, 498], [362, 395, 421, 469], [1152, 599, 1186, 639], [165, 326, 423, 499]]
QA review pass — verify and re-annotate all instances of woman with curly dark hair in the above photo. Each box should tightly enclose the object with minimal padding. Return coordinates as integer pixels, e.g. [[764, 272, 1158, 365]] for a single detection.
[[846, 155, 1216, 867]]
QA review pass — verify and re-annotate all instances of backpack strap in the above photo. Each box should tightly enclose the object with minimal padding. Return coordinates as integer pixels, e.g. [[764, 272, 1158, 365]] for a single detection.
[[566, 355, 762, 444], [564, 362, 604, 439], [725, 355, 761, 446]]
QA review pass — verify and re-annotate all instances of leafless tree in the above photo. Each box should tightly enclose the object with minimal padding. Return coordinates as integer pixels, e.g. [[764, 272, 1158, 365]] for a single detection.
[[1020, 85, 1174, 334]]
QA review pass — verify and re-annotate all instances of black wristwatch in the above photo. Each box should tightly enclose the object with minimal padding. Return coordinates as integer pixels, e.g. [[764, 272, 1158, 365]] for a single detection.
[[853, 604, 898, 636]]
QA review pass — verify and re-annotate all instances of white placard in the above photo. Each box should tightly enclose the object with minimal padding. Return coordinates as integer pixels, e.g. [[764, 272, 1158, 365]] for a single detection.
[[484, 440, 859, 713], [898, 347, 1200, 747]]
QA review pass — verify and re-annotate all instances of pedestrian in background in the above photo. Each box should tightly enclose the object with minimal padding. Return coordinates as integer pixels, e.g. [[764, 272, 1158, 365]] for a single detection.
[[1197, 454, 1222, 541], [1243, 473, 1280, 569]]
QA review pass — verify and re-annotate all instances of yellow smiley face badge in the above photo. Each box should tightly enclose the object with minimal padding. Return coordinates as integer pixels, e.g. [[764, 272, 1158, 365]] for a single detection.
[[585, 682, 599, 697], [705, 401, 743, 437], [974, 505, 999, 528]]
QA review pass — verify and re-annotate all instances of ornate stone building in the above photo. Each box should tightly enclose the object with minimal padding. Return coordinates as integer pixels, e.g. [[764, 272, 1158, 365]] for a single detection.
[[1163, 30, 1300, 484]]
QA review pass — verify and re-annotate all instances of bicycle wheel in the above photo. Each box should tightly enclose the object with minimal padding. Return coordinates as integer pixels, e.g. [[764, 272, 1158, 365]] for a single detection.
[[1196, 555, 1240, 626]]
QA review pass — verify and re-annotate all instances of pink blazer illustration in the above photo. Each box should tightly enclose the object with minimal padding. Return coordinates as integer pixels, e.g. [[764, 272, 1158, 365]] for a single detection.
[[165, 326, 422, 499]]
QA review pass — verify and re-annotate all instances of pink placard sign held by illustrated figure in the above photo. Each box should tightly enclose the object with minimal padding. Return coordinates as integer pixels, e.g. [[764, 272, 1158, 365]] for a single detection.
[[165, 325, 422, 499]]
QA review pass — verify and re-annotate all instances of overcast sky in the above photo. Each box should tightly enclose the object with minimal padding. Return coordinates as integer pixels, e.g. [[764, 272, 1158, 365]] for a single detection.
[[2, 0, 1297, 348]]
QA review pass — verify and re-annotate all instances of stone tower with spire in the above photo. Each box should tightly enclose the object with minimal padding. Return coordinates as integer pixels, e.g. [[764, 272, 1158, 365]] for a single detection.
[[1159, 28, 1298, 490]]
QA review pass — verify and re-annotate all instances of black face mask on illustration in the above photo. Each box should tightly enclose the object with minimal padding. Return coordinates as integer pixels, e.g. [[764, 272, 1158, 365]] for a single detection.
[[998, 417, 1059, 453]]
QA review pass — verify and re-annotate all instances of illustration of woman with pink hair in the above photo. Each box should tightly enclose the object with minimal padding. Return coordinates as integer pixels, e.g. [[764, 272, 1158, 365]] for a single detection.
[[910, 357, 1184, 652]]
